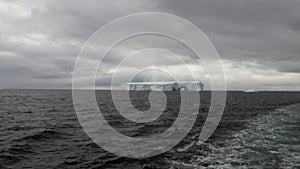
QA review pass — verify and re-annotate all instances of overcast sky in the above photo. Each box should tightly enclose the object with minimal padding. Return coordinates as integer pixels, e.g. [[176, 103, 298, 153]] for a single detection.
[[1, 0, 300, 90]]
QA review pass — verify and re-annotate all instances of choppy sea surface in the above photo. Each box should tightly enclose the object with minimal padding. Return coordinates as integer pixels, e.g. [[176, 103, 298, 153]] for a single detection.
[[0, 90, 300, 169]]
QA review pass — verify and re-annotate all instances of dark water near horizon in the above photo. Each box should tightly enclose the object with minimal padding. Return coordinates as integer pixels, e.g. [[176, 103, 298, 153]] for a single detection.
[[0, 90, 300, 169]]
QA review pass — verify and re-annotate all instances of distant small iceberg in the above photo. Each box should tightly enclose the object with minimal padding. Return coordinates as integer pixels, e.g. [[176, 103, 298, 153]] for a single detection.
[[243, 89, 259, 93]]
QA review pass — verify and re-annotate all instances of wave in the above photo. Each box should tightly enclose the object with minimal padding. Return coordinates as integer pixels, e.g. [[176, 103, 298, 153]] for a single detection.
[[169, 103, 300, 168], [17, 130, 66, 142], [0, 154, 21, 165]]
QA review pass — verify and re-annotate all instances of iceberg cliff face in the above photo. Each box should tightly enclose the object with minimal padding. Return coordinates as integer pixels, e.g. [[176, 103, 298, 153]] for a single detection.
[[122, 81, 204, 91]]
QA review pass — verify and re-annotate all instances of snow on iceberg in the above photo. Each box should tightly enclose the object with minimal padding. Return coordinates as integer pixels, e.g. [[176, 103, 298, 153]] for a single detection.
[[122, 81, 204, 91]]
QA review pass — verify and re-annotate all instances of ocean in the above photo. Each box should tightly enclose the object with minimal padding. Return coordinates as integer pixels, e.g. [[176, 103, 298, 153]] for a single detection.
[[0, 90, 300, 168]]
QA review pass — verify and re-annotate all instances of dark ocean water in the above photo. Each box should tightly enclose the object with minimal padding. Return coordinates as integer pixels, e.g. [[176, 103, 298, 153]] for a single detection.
[[0, 90, 300, 169]]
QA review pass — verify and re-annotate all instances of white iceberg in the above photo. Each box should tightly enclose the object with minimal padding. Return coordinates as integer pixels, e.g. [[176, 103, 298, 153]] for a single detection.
[[122, 81, 204, 91], [243, 89, 259, 93]]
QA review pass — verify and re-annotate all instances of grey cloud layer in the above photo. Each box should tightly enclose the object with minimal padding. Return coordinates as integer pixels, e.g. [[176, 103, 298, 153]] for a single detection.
[[159, 0, 300, 72], [0, 0, 299, 89]]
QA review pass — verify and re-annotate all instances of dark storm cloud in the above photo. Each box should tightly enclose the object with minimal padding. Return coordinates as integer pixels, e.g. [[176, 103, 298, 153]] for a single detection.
[[0, 0, 299, 89], [157, 0, 300, 73], [0, 0, 159, 88]]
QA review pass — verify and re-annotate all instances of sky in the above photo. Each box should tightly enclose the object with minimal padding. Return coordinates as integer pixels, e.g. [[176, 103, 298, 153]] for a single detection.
[[0, 0, 300, 90]]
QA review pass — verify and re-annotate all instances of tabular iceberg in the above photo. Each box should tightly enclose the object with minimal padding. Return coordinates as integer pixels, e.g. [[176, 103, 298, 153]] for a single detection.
[[122, 81, 204, 91]]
